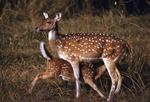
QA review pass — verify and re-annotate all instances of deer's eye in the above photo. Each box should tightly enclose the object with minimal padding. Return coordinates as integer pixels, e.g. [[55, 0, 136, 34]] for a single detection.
[[47, 22, 51, 24]]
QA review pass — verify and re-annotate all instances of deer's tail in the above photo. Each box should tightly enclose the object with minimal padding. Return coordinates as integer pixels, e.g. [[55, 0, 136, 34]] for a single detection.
[[124, 42, 131, 60]]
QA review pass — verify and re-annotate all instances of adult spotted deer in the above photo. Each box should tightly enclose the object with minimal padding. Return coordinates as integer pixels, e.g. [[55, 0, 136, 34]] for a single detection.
[[35, 12, 130, 101], [28, 42, 105, 98]]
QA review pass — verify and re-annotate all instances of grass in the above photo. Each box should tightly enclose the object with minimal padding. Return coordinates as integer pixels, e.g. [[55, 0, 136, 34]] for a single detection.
[[0, 0, 150, 102]]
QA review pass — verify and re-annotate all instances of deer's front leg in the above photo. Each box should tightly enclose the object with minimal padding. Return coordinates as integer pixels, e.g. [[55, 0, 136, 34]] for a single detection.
[[70, 61, 80, 98]]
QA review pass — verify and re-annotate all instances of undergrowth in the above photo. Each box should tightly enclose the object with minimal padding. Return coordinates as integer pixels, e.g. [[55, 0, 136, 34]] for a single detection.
[[0, 0, 150, 102]]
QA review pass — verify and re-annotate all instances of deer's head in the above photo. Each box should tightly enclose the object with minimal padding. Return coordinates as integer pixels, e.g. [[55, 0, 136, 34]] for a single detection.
[[35, 12, 62, 32]]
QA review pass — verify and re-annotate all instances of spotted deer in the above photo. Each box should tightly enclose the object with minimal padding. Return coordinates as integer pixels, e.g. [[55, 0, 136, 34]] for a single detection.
[[35, 12, 130, 101], [28, 42, 105, 98]]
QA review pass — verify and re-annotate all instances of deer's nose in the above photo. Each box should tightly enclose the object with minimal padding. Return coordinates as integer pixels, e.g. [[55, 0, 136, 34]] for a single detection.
[[35, 26, 39, 32], [35, 26, 38, 29]]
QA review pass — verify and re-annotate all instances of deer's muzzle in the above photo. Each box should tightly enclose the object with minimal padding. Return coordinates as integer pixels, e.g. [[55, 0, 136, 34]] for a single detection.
[[35, 26, 40, 32]]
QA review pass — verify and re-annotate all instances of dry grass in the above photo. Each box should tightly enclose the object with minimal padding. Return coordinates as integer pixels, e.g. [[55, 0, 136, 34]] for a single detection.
[[0, 0, 150, 102]]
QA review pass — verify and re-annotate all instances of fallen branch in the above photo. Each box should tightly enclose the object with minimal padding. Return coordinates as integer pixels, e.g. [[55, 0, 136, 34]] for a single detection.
[[119, 12, 150, 32]]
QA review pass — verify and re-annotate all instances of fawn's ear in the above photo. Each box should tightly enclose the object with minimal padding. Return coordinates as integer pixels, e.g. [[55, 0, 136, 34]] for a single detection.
[[55, 12, 62, 21], [43, 12, 49, 19]]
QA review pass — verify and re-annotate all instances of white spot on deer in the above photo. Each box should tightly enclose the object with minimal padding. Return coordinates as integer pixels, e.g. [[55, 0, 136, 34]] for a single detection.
[[94, 36, 97, 39], [57, 45, 60, 48], [112, 55, 114, 58], [84, 43, 88, 45]]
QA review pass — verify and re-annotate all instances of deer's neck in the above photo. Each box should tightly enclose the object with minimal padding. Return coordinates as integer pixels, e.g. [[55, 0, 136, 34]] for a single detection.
[[48, 30, 57, 51], [48, 22, 59, 51], [48, 30, 56, 41], [48, 22, 59, 40]]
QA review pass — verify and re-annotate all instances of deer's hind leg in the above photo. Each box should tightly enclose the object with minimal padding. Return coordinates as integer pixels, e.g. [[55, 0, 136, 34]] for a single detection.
[[103, 58, 118, 101], [115, 67, 122, 93]]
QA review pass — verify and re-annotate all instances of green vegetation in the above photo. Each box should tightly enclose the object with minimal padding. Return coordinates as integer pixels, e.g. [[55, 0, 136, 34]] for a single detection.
[[0, 0, 150, 102]]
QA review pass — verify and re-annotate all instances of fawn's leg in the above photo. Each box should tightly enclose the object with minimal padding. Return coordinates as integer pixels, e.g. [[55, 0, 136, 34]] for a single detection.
[[84, 78, 105, 98], [95, 65, 106, 80], [28, 72, 55, 94]]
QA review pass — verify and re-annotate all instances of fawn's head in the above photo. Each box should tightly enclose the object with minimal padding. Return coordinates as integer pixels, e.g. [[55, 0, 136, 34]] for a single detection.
[[35, 12, 62, 32]]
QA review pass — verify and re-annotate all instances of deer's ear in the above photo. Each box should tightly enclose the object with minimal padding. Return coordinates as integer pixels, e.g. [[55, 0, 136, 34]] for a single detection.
[[43, 12, 49, 19], [55, 12, 62, 21]]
